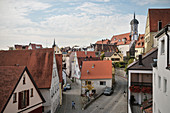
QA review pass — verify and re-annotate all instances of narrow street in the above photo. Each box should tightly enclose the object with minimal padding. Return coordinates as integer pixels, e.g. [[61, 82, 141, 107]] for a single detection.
[[57, 75, 127, 113]]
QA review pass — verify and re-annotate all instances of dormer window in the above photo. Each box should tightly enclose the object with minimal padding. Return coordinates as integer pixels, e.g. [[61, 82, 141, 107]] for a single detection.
[[138, 43, 140, 45], [118, 39, 121, 42], [92, 64, 95, 68], [87, 70, 89, 74]]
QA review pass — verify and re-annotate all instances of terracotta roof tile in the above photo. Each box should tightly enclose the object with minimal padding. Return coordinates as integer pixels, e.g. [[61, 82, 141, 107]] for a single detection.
[[77, 51, 97, 57], [77, 57, 101, 70], [81, 61, 112, 80], [149, 8, 170, 32], [0, 48, 54, 89], [96, 39, 110, 44], [0, 66, 25, 112], [55, 54, 63, 83], [111, 32, 131, 45]]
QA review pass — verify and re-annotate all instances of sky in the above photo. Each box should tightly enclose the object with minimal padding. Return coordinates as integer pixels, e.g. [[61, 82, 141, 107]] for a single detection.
[[0, 0, 170, 49]]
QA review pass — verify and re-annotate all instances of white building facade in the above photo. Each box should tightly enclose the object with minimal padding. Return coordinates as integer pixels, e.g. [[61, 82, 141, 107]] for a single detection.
[[153, 24, 170, 113]]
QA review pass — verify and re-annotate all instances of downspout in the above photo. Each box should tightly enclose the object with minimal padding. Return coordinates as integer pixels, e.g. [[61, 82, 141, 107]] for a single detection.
[[165, 26, 169, 69]]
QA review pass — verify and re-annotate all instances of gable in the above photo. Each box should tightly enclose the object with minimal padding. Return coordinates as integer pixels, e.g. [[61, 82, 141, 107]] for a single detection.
[[0, 48, 54, 88], [3, 68, 44, 113]]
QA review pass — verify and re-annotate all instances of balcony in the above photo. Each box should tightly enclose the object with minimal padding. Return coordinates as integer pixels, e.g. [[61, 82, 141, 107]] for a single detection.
[[131, 82, 152, 87]]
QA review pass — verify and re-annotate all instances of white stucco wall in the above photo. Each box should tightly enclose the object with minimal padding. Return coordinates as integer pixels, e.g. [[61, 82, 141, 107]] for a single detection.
[[4, 71, 43, 113], [81, 79, 112, 94], [50, 51, 60, 113], [65, 57, 70, 76], [153, 32, 170, 113], [71, 52, 81, 85], [117, 44, 129, 56]]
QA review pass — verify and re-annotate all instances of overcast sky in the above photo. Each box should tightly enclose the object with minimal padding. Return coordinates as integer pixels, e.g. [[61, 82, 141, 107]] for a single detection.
[[0, 0, 169, 49]]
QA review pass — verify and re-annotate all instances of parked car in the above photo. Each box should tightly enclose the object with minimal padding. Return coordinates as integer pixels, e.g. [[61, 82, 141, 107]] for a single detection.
[[66, 83, 71, 90], [103, 87, 113, 96]]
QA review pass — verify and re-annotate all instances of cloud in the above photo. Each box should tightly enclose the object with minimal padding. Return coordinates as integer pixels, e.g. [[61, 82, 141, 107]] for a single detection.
[[92, 0, 110, 2], [75, 2, 115, 15], [131, 0, 170, 5], [0, 0, 51, 27], [0, 0, 146, 50]]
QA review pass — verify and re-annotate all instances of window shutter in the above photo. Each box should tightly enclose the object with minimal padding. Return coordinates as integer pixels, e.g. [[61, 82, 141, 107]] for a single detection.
[[18, 92, 22, 109], [27, 90, 29, 106]]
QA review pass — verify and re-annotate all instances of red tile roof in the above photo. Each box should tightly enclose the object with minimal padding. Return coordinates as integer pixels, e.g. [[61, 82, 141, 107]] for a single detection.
[[55, 54, 63, 83], [149, 9, 170, 32], [96, 39, 110, 44], [29, 43, 43, 49], [78, 57, 101, 70], [81, 61, 112, 80], [111, 32, 131, 45], [0, 48, 54, 89], [0, 66, 25, 112], [135, 34, 145, 48], [77, 51, 97, 58], [14, 45, 29, 50]]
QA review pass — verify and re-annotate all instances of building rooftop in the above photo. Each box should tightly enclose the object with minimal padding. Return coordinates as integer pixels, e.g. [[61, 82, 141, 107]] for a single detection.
[[81, 61, 112, 80], [148, 8, 170, 32], [127, 48, 158, 70], [0, 48, 54, 89]]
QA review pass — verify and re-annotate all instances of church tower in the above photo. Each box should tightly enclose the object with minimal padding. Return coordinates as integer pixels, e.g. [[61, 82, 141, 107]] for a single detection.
[[130, 13, 139, 40]]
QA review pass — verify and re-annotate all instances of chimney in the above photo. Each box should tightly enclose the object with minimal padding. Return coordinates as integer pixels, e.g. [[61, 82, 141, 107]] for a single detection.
[[102, 39, 104, 50], [85, 51, 87, 55], [139, 55, 143, 65]]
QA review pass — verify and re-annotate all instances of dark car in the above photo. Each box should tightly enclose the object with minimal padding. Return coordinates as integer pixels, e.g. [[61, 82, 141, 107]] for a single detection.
[[103, 87, 113, 96], [66, 83, 71, 90]]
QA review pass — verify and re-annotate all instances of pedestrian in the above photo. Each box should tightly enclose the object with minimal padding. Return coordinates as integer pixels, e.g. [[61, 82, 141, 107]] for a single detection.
[[123, 91, 126, 97], [72, 101, 75, 109]]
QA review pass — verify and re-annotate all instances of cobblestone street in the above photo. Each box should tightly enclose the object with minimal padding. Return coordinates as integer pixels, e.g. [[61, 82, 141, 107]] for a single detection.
[[57, 75, 127, 113]]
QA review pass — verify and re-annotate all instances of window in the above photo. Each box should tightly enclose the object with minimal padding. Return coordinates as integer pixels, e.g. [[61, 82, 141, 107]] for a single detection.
[[161, 40, 165, 55], [18, 90, 29, 109], [158, 21, 162, 31], [13, 93, 17, 103], [88, 81, 91, 85], [114, 38, 116, 41], [23, 75, 25, 84], [30, 88, 33, 97], [85, 81, 91, 85], [100, 81, 106, 85], [118, 39, 121, 42], [158, 76, 161, 89], [164, 78, 167, 93]]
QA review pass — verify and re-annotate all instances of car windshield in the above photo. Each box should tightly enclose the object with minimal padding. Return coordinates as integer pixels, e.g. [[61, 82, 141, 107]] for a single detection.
[[67, 84, 70, 86]]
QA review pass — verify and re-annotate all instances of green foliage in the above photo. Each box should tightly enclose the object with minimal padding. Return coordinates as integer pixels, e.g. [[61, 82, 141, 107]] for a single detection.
[[114, 61, 126, 68], [100, 54, 105, 60], [124, 58, 134, 74]]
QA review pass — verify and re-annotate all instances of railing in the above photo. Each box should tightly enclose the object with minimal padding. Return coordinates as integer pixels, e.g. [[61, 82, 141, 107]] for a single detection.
[[131, 82, 152, 87]]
